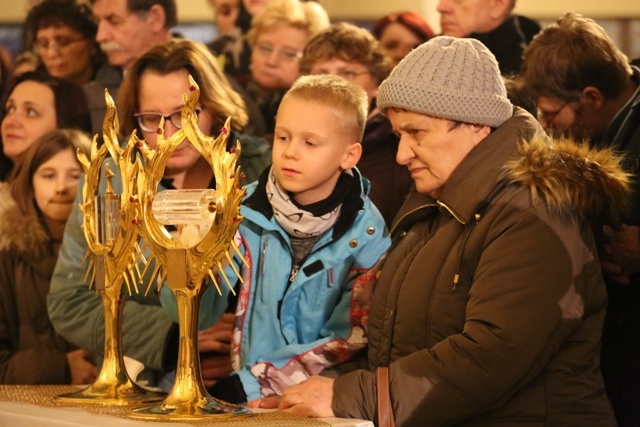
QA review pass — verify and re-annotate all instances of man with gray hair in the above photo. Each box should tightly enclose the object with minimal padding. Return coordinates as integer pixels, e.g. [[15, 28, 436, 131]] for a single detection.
[[84, 0, 177, 135], [252, 36, 624, 426]]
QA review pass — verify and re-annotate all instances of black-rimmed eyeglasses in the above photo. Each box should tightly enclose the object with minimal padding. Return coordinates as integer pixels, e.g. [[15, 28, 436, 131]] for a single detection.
[[134, 108, 202, 132]]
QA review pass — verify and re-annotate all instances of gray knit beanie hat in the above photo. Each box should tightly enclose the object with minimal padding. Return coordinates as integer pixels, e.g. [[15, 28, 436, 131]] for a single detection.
[[378, 36, 512, 128]]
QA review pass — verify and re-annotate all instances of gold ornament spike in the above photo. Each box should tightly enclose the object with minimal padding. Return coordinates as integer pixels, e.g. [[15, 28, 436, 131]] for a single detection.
[[56, 89, 165, 405], [130, 76, 249, 420]]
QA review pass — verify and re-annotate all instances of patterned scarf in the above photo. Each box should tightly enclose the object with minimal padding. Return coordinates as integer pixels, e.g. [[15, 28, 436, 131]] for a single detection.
[[265, 166, 342, 238]]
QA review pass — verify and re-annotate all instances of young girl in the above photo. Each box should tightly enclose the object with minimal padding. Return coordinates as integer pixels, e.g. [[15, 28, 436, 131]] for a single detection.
[[0, 129, 97, 384]]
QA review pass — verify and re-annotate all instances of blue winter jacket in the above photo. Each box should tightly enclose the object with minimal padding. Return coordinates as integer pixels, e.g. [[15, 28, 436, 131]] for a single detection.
[[162, 168, 390, 400]]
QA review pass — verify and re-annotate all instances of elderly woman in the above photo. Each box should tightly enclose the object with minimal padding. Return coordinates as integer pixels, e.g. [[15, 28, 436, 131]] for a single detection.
[[254, 37, 624, 426], [241, 0, 328, 138], [300, 22, 413, 227]]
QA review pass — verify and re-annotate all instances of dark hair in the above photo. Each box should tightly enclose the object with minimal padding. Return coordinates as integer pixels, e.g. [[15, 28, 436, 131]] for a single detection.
[[503, 75, 537, 116], [522, 11, 631, 102], [24, 0, 98, 48], [370, 11, 434, 44], [2, 71, 92, 133], [300, 22, 393, 85], [131, 0, 178, 28], [0, 71, 91, 179], [8, 128, 89, 219], [88, 0, 178, 28]]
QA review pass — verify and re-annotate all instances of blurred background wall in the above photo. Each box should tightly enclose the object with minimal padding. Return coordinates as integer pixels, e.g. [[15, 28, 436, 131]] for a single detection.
[[1, 0, 639, 60]]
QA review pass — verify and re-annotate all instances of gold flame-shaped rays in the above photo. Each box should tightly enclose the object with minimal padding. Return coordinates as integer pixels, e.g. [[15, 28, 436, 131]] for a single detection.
[[56, 89, 165, 405]]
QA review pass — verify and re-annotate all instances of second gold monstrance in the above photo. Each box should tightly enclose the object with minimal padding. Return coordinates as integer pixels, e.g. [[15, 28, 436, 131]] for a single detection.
[[130, 76, 250, 420]]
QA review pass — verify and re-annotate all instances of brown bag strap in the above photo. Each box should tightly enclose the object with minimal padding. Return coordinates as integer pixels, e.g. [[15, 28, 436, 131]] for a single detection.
[[377, 366, 395, 427]]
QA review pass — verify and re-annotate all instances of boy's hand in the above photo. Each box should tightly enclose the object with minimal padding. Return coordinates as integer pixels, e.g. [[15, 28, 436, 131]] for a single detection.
[[66, 348, 97, 385]]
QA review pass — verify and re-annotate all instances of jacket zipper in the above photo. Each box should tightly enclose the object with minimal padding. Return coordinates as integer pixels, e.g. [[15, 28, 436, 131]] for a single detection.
[[289, 264, 300, 282], [260, 240, 268, 274], [260, 240, 268, 301]]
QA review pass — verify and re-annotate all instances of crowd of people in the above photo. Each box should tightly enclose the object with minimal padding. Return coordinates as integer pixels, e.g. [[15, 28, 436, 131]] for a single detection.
[[0, 1, 639, 426]]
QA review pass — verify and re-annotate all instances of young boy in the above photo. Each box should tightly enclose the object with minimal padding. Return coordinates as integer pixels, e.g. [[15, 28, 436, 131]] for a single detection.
[[161, 74, 390, 403], [299, 22, 413, 228]]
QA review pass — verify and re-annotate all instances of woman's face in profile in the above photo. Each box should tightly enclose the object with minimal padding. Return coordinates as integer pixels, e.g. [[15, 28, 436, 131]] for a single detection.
[[389, 109, 489, 198], [1, 81, 57, 160], [136, 68, 216, 177]]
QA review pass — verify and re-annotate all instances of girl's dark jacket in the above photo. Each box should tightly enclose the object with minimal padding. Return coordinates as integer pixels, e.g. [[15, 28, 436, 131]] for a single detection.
[[331, 108, 628, 426], [0, 183, 75, 384]]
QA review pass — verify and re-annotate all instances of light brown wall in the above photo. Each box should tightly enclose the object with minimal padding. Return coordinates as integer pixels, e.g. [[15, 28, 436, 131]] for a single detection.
[[1, 0, 639, 23]]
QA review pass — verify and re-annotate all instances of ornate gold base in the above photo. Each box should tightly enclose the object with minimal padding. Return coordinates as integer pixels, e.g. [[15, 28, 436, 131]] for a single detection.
[[56, 381, 166, 406], [129, 396, 251, 420]]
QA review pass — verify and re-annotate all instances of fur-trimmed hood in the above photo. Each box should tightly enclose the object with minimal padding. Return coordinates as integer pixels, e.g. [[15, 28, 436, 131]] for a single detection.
[[0, 182, 51, 259], [503, 133, 631, 225]]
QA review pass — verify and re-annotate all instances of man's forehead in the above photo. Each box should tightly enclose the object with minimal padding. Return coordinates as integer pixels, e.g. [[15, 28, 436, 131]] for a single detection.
[[92, 0, 129, 16], [537, 95, 566, 110]]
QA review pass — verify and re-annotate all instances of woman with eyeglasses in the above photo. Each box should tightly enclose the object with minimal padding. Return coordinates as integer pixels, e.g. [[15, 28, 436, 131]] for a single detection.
[[118, 38, 272, 188], [241, 0, 329, 139], [0, 71, 92, 181], [48, 38, 272, 391], [299, 22, 413, 227], [24, 0, 104, 87]]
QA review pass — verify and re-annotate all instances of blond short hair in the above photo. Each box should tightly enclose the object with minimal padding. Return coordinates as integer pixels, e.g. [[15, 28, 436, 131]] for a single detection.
[[283, 74, 369, 142], [247, 0, 329, 46]]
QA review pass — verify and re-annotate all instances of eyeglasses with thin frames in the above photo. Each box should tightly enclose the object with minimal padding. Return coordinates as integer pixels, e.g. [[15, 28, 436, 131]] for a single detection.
[[134, 108, 202, 133], [336, 69, 371, 81], [254, 42, 302, 63], [33, 36, 86, 52], [537, 100, 571, 125]]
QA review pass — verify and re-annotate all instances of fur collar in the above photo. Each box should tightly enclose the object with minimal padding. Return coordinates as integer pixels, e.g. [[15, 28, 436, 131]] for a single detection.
[[0, 182, 52, 259], [503, 133, 631, 224]]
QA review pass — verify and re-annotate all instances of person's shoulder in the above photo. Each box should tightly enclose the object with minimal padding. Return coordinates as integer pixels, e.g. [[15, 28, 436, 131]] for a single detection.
[[514, 14, 542, 44], [86, 63, 123, 88], [503, 132, 630, 225], [359, 197, 389, 228]]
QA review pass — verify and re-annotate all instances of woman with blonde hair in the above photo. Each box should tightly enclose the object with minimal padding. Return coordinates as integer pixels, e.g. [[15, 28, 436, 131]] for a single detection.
[[243, 0, 329, 138]]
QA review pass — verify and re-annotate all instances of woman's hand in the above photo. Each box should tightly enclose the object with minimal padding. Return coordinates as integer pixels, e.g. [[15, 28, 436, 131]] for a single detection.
[[66, 348, 97, 385], [199, 313, 234, 386], [249, 376, 335, 417]]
